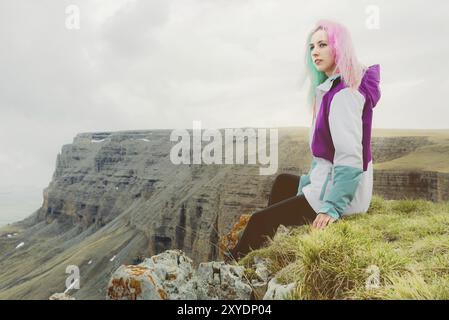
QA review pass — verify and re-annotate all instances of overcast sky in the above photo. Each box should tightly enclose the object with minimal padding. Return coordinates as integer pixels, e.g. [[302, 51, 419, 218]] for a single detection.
[[0, 0, 448, 193]]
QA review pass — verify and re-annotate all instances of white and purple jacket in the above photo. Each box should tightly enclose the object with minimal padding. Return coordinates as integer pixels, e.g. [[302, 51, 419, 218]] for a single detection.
[[297, 64, 381, 220]]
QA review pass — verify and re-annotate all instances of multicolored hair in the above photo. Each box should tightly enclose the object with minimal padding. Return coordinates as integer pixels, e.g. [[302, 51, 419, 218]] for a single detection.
[[304, 20, 367, 109]]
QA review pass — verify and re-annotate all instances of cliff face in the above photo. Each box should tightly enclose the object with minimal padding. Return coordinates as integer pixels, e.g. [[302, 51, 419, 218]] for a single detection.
[[0, 127, 447, 300], [371, 136, 449, 201], [38, 129, 291, 260], [374, 170, 449, 202]]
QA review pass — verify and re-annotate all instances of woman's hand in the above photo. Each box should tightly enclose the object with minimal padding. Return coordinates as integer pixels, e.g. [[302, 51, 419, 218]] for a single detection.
[[312, 213, 336, 230]]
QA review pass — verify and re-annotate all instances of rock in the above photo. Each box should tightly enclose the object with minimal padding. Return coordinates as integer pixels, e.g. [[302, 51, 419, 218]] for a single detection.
[[107, 249, 197, 300], [107, 249, 252, 300], [106, 264, 165, 300], [263, 278, 297, 300], [139, 250, 198, 300], [196, 261, 252, 300], [253, 256, 271, 283], [15, 242, 25, 249], [219, 214, 252, 258], [275, 224, 294, 237], [49, 293, 75, 300], [247, 256, 272, 300], [251, 281, 268, 300]]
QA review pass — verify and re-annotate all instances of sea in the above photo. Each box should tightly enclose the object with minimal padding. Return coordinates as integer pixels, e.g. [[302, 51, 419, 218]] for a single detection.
[[0, 185, 44, 228]]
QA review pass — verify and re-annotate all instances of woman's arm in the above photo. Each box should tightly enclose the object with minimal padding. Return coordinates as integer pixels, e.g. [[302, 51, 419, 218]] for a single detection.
[[317, 87, 365, 222]]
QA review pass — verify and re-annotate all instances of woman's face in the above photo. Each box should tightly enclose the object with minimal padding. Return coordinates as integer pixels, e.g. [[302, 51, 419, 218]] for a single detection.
[[309, 29, 336, 76]]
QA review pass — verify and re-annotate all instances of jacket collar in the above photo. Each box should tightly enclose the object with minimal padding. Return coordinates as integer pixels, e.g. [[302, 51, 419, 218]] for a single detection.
[[316, 73, 341, 92]]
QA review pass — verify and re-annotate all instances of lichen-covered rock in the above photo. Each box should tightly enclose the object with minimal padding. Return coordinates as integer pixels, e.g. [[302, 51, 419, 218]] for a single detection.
[[107, 249, 198, 300], [196, 261, 252, 300], [218, 214, 251, 258], [106, 264, 164, 300], [139, 249, 198, 300], [49, 293, 75, 300], [107, 249, 253, 300], [263, 278, 296, 300]]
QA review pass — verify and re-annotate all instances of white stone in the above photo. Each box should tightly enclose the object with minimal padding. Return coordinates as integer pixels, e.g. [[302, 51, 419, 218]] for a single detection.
[[253, 256, 271, 283], [15, 242, 25, 249], [263, 278, 296, 300], [196, 261, 252, 300], [49, 293, 75, 300]]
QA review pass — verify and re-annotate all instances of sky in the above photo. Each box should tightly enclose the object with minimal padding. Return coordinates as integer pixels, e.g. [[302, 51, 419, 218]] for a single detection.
[[0, 0, 448, 215]]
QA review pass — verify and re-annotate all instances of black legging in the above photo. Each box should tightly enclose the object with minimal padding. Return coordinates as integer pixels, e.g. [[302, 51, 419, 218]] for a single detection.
[[229, 173, 317, 261]]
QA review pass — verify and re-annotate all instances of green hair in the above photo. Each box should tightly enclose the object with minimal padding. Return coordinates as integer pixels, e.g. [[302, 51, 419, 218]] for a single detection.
[[305, 31, 328, 107]]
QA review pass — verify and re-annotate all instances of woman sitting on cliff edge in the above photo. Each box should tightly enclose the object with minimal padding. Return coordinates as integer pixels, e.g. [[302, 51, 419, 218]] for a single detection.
[[226, 19, 382, 262]]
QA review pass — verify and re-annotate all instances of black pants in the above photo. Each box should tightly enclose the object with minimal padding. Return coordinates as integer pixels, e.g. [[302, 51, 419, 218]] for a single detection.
[[229, 173, 317, 261]]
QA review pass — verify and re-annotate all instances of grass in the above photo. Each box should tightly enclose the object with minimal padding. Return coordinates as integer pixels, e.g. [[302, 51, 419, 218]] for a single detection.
[[238, 196, 449, 299]]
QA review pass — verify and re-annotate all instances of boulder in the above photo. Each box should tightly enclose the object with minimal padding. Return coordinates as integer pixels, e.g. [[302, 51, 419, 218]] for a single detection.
[[107, 249, 197, 300]]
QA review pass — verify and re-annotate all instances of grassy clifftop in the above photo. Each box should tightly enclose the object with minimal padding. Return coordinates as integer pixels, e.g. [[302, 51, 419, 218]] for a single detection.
[[373, 129, 449, 173], [239, 196, 449, 299]]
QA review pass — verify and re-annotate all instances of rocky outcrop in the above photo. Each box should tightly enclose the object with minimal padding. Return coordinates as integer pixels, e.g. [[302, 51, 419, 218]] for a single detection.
[[105, 249, 302, 300], [107, 250, 252, 300], [107, 250, 198, 300]]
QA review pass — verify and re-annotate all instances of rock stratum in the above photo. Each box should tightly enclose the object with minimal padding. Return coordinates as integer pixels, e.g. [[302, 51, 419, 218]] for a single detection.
[[0, 127, 448, 299]]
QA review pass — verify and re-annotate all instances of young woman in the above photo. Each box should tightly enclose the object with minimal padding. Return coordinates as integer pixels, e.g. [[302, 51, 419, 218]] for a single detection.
[[225, 20, 381, 262]]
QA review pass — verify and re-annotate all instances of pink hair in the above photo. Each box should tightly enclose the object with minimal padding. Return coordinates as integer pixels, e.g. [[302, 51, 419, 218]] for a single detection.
[[304, 20, 367, 108]]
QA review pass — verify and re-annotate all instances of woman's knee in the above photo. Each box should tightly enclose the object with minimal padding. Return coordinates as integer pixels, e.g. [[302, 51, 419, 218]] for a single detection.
[[272, 173, 299, 191], [273, 173, 292, 187], [268, 174, 300, 207], [249, 209, 269, 224]]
